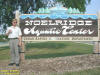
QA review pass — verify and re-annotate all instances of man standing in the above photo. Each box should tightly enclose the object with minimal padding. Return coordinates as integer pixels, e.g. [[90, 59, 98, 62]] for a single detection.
[[6, 19, 22, 66]]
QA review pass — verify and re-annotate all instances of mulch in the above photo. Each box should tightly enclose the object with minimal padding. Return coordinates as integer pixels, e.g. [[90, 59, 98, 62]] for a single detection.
[[0, 54, 100, 75]]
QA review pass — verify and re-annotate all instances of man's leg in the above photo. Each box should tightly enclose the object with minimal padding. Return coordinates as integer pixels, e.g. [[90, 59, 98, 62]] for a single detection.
[[14, 39, 20, 65], [9, 39, 15, 64]]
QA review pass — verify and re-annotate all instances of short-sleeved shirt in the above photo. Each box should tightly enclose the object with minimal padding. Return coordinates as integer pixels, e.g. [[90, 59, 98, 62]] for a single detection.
[[6, 26, 22, 38]]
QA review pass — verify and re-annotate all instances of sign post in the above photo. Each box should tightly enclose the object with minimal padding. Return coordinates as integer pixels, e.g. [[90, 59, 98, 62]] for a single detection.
[[93, 11, 100, 54], [15, 10, 25, 63], [20, 42, 25, 63], [98, 11, 100, 53]]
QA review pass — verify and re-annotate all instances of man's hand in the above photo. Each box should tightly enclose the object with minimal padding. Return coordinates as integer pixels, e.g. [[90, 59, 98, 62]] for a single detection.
[[6, 29, 12, 36], [18, 36, 22, 47], [8, 29, 12, 33], [18, 42, 22, 47]]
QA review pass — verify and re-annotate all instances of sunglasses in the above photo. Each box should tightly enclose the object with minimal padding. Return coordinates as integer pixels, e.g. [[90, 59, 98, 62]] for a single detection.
[[13, 22, 17, 23]]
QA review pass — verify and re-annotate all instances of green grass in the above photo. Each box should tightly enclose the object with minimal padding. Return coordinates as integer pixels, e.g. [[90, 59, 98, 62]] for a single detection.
[[0, 41, 93, 60], [51, 67, 100, 75], [0, 46, 10, 60], [25, 41, 93, 59]]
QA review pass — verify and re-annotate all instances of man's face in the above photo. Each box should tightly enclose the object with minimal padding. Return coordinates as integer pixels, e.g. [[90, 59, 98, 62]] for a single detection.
[[12, 21, 17, 26]]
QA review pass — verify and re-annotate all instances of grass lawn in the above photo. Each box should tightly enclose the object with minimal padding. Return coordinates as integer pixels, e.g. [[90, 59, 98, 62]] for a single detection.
[[25, 41, 93, 59], [0, 41, 93, 60], [51, 67, 100, 75], [0, 46, 10, 60]]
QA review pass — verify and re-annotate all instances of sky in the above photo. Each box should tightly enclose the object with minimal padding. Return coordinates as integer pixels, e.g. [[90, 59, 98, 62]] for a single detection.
[[86, 0, 100, 14]]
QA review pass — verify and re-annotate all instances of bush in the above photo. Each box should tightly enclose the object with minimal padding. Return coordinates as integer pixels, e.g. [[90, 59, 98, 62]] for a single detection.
[[0, 35, 8, 42]]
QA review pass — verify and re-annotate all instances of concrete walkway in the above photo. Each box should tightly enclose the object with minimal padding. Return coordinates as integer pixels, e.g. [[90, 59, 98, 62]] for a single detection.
[[0, 42, 9, 47]]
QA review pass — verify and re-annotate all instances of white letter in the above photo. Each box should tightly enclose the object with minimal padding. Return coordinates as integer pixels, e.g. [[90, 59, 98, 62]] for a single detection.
[[85, 20, 92, 25], [55, 20, 63, 25], [69, 20, 76, 25], [25, 21, 29, 25], [24, 28, 30, 35], [62, 26, 74, 35], [30, 26, 36, 34], [49, 20, 55, 25], [77, 20, 84, 25], [41, 20, 48, 25], [63, 20, 68, 25], [34, 20, 40, 25]]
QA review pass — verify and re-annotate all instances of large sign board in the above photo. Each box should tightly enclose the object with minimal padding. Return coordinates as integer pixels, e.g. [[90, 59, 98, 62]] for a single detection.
[[20, 14, 98, 41]]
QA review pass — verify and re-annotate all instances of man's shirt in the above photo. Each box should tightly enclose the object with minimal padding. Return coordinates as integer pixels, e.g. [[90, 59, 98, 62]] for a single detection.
[[6, 26, 22, 38]]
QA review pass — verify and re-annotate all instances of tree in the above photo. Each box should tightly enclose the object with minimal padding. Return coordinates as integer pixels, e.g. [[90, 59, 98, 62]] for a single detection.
[[0, 0, 91, 33], [56, 0, 91, 12], [0, 0, 45, 33]]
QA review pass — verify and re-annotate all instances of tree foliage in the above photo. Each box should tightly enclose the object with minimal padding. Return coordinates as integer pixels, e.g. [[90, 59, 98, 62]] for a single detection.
[[57, 0, 91, 12], [0, 0, 91, 33], [0, 0, 44, 32]]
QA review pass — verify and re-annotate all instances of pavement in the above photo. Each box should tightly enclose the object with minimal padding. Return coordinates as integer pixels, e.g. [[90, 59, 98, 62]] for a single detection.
[[0, 42, 9, 47]]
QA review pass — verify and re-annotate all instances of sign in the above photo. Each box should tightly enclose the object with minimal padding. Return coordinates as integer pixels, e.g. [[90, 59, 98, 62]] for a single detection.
[[20, 7, 98, 41]]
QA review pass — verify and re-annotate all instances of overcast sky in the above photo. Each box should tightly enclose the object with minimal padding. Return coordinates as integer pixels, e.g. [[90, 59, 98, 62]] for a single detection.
[[86, 0, 100, 14]]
